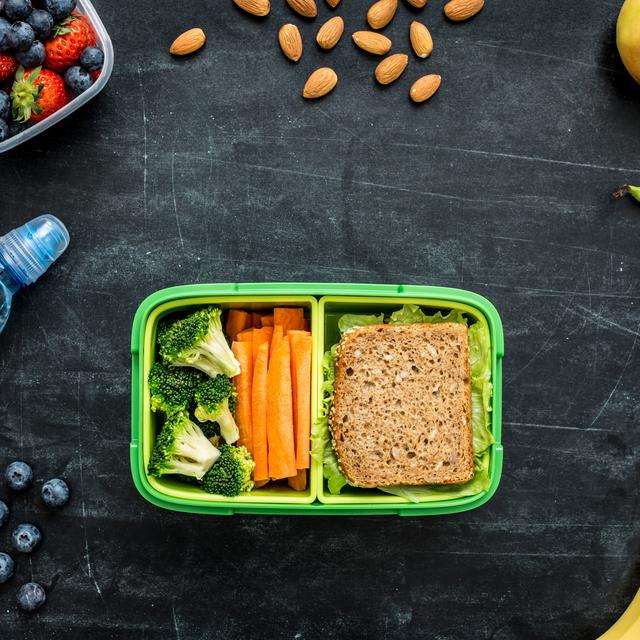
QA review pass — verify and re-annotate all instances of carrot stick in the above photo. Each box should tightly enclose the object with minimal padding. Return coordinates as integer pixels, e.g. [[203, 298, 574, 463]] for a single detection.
[[226, 310, 251, 342], [261, 314, 274, 327], [286, 329, 310, 337], [274, 307, 305, 335], [303, 318, 311, 332], [290, 332, 312, 469], [252, 327, 273, 364], [269, 324, 284, 362], [287, 469, 307, 491], [231, 341, 253, 454], [251, 312, 262, 328], [251, 342, 269, 482], [253, 479, 269, 489], [266, 336, 296, 480], [237, 328, 254, 342]]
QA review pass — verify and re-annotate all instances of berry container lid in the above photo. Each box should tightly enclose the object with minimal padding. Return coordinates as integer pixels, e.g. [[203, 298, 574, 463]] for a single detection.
[[0, 0, 113, 154]]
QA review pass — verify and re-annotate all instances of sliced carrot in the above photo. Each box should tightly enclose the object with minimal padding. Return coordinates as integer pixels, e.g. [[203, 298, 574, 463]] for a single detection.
[[251, 312, 262, 328], [261, 314, 274, 327], [266, 336, 296, 480], [287, 469, 307, 491], [226, 310, 251, 342], [269, 324, 284, 362], [253, 479, 269, 489], [303, 318, 311, 332], [274, 307, 305, 335], [236, 328, 254, 342], [290, 331, 312, 469], [286, 329, 310, 337], [251, 342, 269, 482], [252, 326, 273, 364], [231, 341, 253, 454]]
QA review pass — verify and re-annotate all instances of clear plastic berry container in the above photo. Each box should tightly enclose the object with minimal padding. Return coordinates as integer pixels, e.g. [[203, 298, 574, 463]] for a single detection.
[[0, 0, 113, 154]]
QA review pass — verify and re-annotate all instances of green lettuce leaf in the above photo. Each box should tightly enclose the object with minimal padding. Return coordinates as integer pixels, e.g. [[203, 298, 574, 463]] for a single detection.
[[338, 313, 384, 334], [389, 304, 467, 327]]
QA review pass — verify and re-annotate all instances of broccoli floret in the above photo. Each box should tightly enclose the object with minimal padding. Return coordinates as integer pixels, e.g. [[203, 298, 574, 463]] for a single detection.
[[148, 363, 203, 415], [148, 411, 220, 480], [201, 445, 255, 497], [157, 307, 241, 378], [194, 375, 240, 444]]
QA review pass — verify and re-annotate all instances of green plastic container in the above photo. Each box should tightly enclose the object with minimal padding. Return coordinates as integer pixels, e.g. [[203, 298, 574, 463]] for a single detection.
[[131, 283, 504, 516]]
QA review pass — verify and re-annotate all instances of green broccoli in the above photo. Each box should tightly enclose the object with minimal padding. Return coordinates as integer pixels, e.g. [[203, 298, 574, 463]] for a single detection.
[[201, 444, 255, 497], [157, 307, 240, 378], [148, 362, 203, 414], [148, 411, 220, 480], [194, 375, 239, 444]]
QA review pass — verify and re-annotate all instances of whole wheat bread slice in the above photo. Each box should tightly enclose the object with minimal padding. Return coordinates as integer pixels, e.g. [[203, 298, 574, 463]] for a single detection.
[[330, 322, 474, 487]]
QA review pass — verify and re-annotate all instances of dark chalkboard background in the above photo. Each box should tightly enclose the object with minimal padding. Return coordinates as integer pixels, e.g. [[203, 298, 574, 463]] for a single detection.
[[1, 0, 639, 638]]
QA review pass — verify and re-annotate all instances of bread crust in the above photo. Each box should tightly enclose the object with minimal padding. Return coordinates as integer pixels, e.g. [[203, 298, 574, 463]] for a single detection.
[[330, 322, 474, 487]]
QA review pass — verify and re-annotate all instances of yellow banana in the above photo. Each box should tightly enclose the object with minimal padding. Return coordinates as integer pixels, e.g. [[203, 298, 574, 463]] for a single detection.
[[617, 0, 640, 83], [598, 589, 640, 639]]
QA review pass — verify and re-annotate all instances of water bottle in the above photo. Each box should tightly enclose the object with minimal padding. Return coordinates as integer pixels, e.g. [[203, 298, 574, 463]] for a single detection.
[[0, 215, 70, 335]]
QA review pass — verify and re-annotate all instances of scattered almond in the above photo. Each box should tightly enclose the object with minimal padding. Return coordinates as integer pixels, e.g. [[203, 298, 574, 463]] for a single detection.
[[443, 0, 484, 21], [303, 67, 338, 98], [169, 28, 206, 55], [287, 0, 318, 18], [326, 0, 341, 6], [375, 52, 408, 84], [367, 0, 398, 30], [233, 0, 270, 17], [409, 20, 432, 58], [409, 74, 441, 102], [406, 0, 428, 6], [278, 23, 303, 62], [317, 16, 344, 50], [352, 31, 392, 55]]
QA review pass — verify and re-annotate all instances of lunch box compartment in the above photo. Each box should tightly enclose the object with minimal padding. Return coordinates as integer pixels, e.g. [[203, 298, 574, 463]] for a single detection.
[[131, 283, 503, 516]]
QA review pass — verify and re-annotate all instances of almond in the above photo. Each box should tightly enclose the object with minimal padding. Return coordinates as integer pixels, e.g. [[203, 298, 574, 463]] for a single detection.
[[409, 74, 441, 102], [374, 52, 408, 85], [303, 67, 338, 98], [287, 0, 318, 18], [169, 28, 206, 55], [406, 0, 427, 6], [352, 31, 392, 55], [278, 23, 303, 61], [409, 20, 432, 58], [316, 16, 344, 50], [233, 0, 270, 17], [443, 0, 484, 21], [367, 0, 398, 30], [326, 0, 341, 6]]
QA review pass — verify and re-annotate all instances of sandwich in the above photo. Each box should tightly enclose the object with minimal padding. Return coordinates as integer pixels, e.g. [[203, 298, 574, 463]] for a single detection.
[[330, 322, 475, 487]]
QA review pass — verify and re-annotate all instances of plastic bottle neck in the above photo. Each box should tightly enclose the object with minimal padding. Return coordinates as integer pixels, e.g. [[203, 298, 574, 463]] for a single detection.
[[0, 259, 20, 294]]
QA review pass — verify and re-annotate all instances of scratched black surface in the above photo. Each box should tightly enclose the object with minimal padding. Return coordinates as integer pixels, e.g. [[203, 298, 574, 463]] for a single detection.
[[0, 0, 639, 638]]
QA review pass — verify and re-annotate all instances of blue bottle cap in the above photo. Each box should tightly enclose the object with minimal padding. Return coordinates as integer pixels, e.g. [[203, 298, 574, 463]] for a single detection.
[[0, 215, 70, 287]]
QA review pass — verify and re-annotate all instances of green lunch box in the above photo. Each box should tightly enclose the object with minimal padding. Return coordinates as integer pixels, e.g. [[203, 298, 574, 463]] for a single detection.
[[130, 283, 504, 516]]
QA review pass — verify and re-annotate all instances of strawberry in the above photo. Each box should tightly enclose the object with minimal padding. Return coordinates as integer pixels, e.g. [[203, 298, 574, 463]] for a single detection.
[[44, 14, 96, 73], [0, 53, 18, 84], [11, 66, 69, 123]]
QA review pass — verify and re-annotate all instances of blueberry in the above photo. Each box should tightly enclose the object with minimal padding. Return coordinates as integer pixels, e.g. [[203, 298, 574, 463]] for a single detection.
[[5, 461, 33, 491], [15, 39, 43, 66], [43, 0, 75, 22], [0, 553, 14, 583], [4, 0, 32, 21], [64, 65, 90, 94], [11, 524, 41, 553], [16, 582, 46, 611], [0, 499, 8, 527], [0, 119, 8, 142], [0, 91, 9, 120], [0, 17, 12, 51], [41, 478, 69, 507], [26, 9, 52, 39], [9, 21, 34, 51], [79, 45, 103, 72]]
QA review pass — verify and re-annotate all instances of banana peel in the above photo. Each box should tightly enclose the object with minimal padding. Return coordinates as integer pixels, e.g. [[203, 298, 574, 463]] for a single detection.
[[617, 0, 640, 83], [598, 589, 640, 639]]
